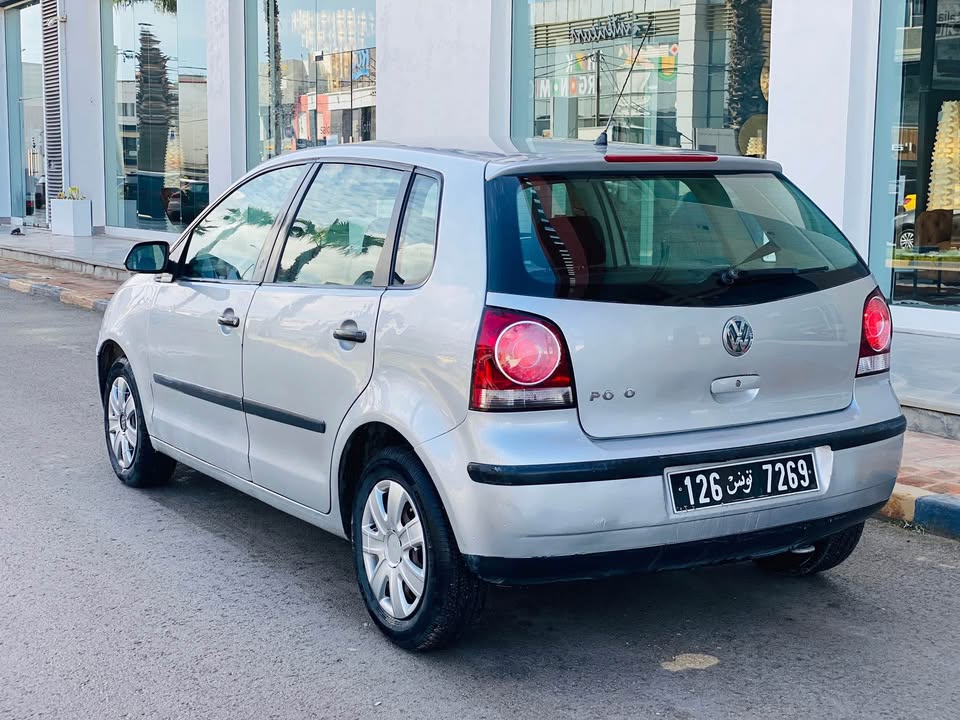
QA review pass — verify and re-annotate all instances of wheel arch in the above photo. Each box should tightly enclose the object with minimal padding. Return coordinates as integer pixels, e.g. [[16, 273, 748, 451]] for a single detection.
[[97, 339, 127, 406], [336, 421, 421, 538]]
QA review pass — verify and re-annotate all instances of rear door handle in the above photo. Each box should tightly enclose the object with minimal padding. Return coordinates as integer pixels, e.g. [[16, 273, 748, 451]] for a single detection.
[[217, 314, 240, 328], [333, 327, 367, 343]]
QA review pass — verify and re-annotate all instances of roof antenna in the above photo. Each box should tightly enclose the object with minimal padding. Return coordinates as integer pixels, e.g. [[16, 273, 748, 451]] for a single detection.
[[595, 20, 654, 150]]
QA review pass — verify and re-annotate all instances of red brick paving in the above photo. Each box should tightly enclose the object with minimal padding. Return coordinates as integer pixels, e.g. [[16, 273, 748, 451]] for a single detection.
[[899, 431, 960, 495], [0, 257, 120, 307]]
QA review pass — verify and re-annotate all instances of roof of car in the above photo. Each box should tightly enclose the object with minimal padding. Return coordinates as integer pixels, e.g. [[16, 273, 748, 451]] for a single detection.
[[258, 137, 783, 179]]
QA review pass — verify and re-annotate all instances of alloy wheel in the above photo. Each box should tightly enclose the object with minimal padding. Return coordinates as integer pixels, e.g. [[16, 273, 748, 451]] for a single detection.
[[360, 479, 427, 620], [899, 230, 915, 250], [107, 376, 138, 470]]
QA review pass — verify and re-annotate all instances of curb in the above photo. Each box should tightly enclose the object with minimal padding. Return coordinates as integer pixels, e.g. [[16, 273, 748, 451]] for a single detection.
[[879, 483, 960, 539], [0, 274, 109, 313]]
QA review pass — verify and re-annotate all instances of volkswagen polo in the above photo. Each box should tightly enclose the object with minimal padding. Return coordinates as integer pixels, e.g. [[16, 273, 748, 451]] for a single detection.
[[97, 141, 905, 650]]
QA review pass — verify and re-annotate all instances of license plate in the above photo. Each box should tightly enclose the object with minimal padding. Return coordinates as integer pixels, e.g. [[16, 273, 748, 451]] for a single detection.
[[668, 452, 819, 512]]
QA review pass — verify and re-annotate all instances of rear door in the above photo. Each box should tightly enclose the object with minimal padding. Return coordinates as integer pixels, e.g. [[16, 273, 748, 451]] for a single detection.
[[148, 164, 307, 478], [242, 161, 410, 512], [485, 169, 872, 439]]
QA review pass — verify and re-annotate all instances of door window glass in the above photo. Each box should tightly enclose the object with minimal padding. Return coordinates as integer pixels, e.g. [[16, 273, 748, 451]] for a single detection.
[[392, 175, 440, 286], [181, 165, 304, 281], [276, 163, 404, 286]]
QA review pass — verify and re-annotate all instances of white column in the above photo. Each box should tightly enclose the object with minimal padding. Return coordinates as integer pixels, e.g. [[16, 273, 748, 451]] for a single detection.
[[0, 10, 12, 221], [62, 0, 107, 230], [675, 0, 710, 150], [206, 0, 248, 198], [375, 0, 513, 144], [766, 0, 881, 255]]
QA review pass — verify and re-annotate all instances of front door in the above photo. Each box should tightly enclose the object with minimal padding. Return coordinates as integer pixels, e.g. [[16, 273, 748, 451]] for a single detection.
[[242, 162, 409, 512], [148, 164, 307, 479]]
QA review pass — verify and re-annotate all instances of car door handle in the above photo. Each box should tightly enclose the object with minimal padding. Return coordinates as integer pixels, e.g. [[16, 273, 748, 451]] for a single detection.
[[217, 314, 240, 328], [333, 327, 367, 343]]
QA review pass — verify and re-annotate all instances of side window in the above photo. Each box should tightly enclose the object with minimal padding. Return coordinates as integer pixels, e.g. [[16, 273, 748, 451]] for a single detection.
[[276, 163, 405, 286], [392, 174, 440, 286], [181, 166, 304, 281]]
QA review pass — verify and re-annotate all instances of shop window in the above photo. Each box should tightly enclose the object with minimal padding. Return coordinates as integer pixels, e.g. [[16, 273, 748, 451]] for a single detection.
[[871, 0, 960, 310], [101, 0, 209, 233], [247, 1, 376, 166], [511, 0, 772, 158]]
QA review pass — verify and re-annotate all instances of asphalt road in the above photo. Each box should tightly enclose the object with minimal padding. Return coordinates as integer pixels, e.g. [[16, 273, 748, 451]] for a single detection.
[[1, 289, 959, 720]]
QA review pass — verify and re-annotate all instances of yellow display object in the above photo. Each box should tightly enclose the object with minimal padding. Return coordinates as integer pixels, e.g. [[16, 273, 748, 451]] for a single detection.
[[928, 101, 960, 211]]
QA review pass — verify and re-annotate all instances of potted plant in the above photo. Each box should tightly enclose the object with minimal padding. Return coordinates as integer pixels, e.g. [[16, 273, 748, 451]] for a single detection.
[[51, 186, 93, 237]]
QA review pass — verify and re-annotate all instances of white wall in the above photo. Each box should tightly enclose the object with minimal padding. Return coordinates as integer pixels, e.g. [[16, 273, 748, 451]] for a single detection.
[[376, 0, 513, 144], [766, 0, 881, 256], [206, 0, 247, 198], [0, 10, 12, 220], [62, 0, 107, 229]]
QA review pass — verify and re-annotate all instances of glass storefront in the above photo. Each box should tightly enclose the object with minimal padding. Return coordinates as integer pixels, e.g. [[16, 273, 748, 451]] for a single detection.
[[872, 0, 960, 309], [511, 0, 772, 157], [247, 0, 376, 165], [4, 1, 45, 225], [101, 0, 209, 232]]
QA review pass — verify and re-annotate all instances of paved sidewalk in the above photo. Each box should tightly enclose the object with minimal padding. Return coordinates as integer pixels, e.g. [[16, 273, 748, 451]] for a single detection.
[[877, 432, 960, 537], [0, 257, 120, 312]]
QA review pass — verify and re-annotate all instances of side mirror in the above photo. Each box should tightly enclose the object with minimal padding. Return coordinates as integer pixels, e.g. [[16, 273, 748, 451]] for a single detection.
[[125, 241, 170, 274]]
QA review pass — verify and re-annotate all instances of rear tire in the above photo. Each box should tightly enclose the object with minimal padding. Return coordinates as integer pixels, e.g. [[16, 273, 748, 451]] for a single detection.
[[352, 446, 485, 651], [103, 357, 176, 488], [754, 522, 865, 576]]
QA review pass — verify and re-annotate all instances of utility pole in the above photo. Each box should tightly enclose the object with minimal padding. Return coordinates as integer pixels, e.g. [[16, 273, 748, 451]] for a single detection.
[[595, 49, 602, 127]]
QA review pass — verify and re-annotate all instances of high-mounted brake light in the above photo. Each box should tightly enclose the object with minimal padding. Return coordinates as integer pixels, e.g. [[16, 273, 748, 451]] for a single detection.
[[470, 307, 575, 411], [603, 153, 719, 163], [857, 289, 892, 377]]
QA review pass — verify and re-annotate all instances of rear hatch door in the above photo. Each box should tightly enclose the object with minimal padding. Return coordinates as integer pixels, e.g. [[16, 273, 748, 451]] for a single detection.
[[485, 166, 871, 439]]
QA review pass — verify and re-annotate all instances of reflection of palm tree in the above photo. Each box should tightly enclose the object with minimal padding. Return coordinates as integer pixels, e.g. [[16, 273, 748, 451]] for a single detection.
[[265, 0, 284, 156], [136, 27, 176, 219], [277, 219, 386, 283], [113, 0, 177, 14], [726, 0, 767, 130]]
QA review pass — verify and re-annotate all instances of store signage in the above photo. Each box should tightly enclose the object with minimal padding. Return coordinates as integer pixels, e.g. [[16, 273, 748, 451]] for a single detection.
[[569, 13, 647, 44]]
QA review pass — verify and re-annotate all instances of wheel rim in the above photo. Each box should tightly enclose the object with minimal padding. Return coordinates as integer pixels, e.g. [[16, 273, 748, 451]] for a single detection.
[[107, 377, 138, 470], [360, 479, 427, 620], [900, 230, 915, 249]]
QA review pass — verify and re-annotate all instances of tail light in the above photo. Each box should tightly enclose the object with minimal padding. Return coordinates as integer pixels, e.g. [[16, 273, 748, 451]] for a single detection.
[[857, 289, 892, 377], [470, 307, 576, 411]]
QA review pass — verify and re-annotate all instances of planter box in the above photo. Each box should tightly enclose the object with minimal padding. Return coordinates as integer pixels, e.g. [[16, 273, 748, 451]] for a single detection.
[[50, 198, 93, 236]]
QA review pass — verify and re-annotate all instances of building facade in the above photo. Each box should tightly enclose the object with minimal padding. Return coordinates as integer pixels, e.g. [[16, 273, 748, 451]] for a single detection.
[[0, 0, 958, 342]]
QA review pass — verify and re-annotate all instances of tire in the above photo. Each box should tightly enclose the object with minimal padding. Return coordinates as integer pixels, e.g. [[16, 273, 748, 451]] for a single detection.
[[352, 446, 486, 651], [898, 227, 915, 250], [103, 357, 176, 488], [754, 522, 865, 576]]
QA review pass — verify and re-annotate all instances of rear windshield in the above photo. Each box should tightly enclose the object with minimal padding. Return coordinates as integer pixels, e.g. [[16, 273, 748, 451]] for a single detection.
[[485, 172, 868, 307]]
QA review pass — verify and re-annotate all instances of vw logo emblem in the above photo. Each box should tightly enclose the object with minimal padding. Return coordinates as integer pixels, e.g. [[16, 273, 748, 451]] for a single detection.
[[723, 316, 754, 357]]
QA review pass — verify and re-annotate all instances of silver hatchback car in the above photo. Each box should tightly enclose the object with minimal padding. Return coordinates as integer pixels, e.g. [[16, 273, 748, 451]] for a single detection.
[[97, 141, 905, 650]]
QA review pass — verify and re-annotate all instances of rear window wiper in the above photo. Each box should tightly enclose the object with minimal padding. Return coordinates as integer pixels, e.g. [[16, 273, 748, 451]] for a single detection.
[[719, 240, 781, 285], [717, 265, 830, 286]]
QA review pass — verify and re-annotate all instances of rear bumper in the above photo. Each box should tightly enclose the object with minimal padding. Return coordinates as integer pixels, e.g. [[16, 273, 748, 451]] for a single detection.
[[416, 375, 904, 562], [467, 416, 906, 486], [465, 501, 885, 585]]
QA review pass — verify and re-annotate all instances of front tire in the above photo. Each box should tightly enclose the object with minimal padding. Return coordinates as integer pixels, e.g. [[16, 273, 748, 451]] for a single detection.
[[103, 357, 176, 488], [352, 446, 485, 651], [754, 522, 865, 576]]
